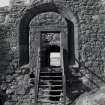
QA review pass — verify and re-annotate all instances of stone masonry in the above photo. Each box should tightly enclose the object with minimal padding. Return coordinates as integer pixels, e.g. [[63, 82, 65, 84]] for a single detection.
[[0, 0, 105, 105]]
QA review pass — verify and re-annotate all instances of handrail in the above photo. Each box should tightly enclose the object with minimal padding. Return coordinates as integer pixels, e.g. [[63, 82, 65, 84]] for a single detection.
[[35, 47, 40, 103], [61, 48, 66, 105], [74, 58, 105, 87]]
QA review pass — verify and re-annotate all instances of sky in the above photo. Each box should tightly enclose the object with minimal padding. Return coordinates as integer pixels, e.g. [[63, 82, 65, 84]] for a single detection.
[[0, 0, 9, 7]]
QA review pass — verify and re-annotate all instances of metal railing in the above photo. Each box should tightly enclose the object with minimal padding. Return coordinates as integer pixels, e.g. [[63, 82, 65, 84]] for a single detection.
[[35, 47, 40, 103], [61, 48, 66, 105]]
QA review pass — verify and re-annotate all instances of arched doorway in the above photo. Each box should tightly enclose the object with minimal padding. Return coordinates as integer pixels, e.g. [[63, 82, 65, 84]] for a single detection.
[[29, 12, 74, 104], [29, 11, 68, 71], [18, 1, 79, 104], [18, 2, 79, 67]]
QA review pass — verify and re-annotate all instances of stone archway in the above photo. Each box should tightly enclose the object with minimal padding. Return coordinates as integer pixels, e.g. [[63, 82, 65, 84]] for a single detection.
[[18, 1, 79, 104], [29, 11, 68, 72], [18, 1, 79, 67]]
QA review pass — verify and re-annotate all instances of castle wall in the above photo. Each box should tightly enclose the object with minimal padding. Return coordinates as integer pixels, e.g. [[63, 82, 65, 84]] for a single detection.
[[0, 0, 105, 104]]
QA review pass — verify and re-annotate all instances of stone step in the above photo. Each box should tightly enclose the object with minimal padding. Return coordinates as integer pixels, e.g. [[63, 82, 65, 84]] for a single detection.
[[40, 76, 62, 80], [38, 100, 64, 103], [39, 85, 62, 87], [40, 72, 62, 76], [40, 76, 62, 78], [40, 80, 62, 82], [38, 95, 63, 98], [71, 90, 80, 94], [40, 89, 63, 92]]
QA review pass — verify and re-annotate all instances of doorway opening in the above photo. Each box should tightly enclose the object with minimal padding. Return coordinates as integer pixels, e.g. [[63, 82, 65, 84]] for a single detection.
[[40, 32, 62, 101], [40, 44, 63, 101], [40, 45, 60, 68], [40, 31, 61, 70]]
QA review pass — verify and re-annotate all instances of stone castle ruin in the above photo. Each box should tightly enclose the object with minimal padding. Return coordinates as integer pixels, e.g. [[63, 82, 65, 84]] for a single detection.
[[0, 0, 105, 105]]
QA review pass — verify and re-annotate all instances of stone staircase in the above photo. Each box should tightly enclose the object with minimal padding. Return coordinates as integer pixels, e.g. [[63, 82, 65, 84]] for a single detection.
[[37, 68, 65, 105]]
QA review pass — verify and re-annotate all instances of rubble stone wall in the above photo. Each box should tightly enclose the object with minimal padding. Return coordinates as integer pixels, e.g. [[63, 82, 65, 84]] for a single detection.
[[0, 0, 105, 104]]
